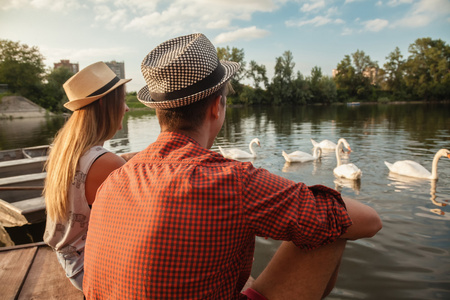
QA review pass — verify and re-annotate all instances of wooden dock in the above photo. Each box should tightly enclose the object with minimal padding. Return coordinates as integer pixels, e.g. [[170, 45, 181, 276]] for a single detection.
[[0, 242, 84, 299]]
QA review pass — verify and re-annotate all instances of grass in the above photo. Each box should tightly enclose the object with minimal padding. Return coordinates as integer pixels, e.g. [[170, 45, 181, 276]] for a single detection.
[[126, 92, 147, 109]]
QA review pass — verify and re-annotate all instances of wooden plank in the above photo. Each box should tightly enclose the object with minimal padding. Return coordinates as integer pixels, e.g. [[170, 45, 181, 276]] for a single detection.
[[0, 246, 38, 300], [0, 156, 47, 178], [18, 246, 84, 300], [0, 172, 47, 186], [0, 173, 46, 204], [21, 145, 49, 159], [0, 186, 44, 190], [0, 241, 46, 252]]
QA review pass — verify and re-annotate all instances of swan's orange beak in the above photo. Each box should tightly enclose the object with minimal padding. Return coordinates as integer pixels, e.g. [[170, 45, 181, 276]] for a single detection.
[[447, 154, 450, 159]]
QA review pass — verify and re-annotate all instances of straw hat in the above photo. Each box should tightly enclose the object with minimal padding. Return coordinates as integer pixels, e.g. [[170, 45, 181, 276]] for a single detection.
[[63, 62, 131, 111], [138, 33, 240, 109]]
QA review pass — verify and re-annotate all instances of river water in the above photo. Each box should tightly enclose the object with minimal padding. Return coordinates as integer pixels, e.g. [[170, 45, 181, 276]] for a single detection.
[[1, 103, 449, 299]]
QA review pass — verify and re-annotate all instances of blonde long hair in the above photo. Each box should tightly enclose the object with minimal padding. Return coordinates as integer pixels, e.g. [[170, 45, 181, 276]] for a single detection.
[[44, 85, 125, 221]]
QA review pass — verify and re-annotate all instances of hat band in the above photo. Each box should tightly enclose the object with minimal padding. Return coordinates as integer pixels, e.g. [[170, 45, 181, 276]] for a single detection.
[[87, 76, 120, 97], [149, 62, 225, 102]]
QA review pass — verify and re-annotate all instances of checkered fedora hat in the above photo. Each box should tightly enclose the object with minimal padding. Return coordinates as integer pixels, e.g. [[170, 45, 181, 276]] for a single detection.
[[137, 33, 240, 109]]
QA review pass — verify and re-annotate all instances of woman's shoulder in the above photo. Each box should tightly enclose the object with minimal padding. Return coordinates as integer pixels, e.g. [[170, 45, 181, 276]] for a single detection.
[[93, 152, 126, 172]]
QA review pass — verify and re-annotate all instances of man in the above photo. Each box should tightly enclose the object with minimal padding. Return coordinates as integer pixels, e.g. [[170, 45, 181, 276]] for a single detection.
[[83, 33, 382, 299]]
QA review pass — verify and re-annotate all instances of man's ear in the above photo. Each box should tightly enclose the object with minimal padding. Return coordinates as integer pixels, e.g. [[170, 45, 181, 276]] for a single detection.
[[211, 95, 222, 119]]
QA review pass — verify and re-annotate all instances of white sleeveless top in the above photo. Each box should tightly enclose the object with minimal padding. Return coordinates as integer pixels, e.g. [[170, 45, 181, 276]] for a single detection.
[[44, 146, 109, 277]]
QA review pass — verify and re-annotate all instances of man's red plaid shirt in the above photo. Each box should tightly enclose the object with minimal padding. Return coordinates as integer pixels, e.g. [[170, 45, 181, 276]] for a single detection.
[[84, 132, 352, 299]]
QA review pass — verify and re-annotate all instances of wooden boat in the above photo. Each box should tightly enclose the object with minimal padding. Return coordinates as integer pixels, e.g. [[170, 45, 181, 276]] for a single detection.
[[0, 146, 136, 231], [0, 241, 84, 299], [0, 145, 48, 177], [0, 145, 48, 227], [0, 145, 49, 161]]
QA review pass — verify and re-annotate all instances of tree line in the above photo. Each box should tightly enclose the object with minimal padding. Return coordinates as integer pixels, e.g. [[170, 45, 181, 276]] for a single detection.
[[218, 37, 450, 105], [0, 37, 448, 114]]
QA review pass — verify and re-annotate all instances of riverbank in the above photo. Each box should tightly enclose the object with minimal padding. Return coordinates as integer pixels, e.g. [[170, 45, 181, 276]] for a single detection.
[[0, 96, 53, 119]]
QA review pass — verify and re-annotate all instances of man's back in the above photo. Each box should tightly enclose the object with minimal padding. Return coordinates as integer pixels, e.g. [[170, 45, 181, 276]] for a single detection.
[[83, 132, 353, 299], [84, 132, 256, 299]]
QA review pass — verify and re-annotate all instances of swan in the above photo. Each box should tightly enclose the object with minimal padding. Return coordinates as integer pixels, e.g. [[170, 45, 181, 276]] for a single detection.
[[384, 149, 450, 180], [310, 138, 337, 150], [218, 138, 261, 159], [333, 138, 362, 180], [282, 147, 322, 163]]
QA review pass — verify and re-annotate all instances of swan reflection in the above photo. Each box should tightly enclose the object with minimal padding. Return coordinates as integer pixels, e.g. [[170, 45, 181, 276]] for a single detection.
[[334, 178, 361, 194], [387, 173, 449, 214], [282, 159, 321, 175]]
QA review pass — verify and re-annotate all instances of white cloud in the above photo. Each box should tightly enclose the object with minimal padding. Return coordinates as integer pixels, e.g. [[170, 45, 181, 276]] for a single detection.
[[363, 18, 389, 31], [393, 0, 450, 28], [286, 15, 343, 27], [286, 2, 343, 28], [2, 0, 83, 11], [40, 45, 135, 68], [301, 0, 325, 12], [119, 0, 280, 37], [344, 0, 362, 3], [213, 26, 270, 44], [341, 27, 354, 35], [2, 0, 280, 37], [386, 0, 413, 7], [93, 5, 128, 29]]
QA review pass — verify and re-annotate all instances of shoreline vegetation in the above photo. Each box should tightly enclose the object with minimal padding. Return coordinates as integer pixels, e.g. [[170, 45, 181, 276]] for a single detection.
[[0, 37, 449, 116], [2, 93, 449, 120]]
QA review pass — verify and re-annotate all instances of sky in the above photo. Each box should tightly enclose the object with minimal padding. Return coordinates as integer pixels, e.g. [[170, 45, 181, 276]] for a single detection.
[[1, 0, 449, 93]]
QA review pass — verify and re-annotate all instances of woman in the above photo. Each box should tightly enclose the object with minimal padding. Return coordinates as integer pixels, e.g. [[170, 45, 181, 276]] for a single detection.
[[43, 61, 131, 290]]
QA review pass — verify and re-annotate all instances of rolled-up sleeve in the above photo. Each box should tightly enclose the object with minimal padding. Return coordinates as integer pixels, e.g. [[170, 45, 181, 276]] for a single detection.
[[241, 166, 353, 250]]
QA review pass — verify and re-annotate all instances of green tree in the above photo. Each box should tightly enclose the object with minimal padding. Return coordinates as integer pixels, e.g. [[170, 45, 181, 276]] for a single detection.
[[383, 47, 407, 99], [0, 39, 45, 101], [242, 60, 270, 104], [247, 60, 268, 90], [217, 46, 246, 102], [319, 76, 337, 103], [334, 50, 377, 101], [40, 67, 74, 112], [307, 66, 337, 104], [292, 71, 311, 105], [269, 51, 296, 105], [404, 37, 450, 101], [309, 66, 322, 104]]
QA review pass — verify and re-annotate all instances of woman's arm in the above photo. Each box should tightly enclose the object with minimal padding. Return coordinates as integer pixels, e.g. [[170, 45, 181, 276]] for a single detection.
[[339, 197, 382, 240], [85, 152, 126, 205]]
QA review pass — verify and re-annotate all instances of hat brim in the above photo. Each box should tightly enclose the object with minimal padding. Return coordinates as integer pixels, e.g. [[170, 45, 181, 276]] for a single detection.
[[137, 61, 240, 109], [64, 78, 131, 111]]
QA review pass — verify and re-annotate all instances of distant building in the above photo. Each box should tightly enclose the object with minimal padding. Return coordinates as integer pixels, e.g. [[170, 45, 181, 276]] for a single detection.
[[104, 61, 126, 79], [332, 67, 378, 85], [332, 69, 339, 78], [362, 67, 378, 85], [54, 59, 79, 73]]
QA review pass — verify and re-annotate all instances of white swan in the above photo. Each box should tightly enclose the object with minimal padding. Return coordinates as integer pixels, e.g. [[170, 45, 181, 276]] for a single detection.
[[384, 149, 450, 180], [219, 138, 261, 159], [333, 138, 362, 180], [311, 138, 337, 150], [282, 147, 322, 163]]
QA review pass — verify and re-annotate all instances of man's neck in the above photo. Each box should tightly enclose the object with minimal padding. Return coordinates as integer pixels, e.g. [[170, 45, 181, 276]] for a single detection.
[[161, 128, 211, 149]]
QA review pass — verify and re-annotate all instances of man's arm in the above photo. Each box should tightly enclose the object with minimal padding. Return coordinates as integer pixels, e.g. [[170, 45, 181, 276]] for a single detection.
[[120, 151, 139, 161], [340, 197, 382, 240]]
